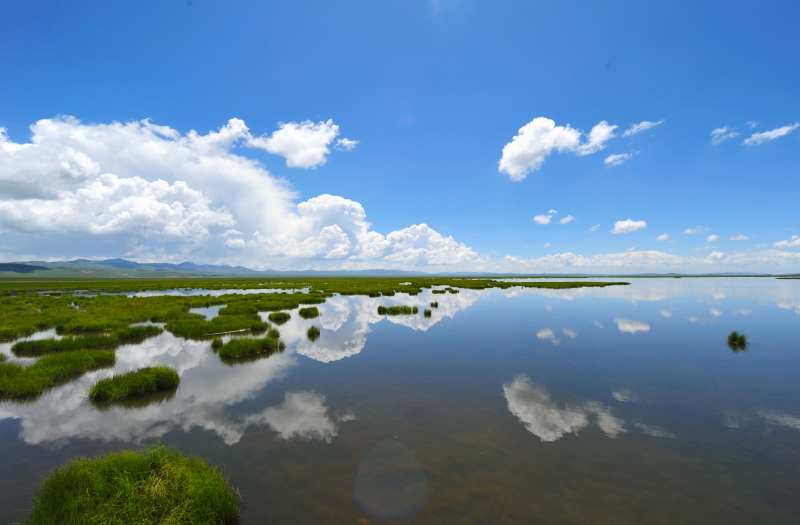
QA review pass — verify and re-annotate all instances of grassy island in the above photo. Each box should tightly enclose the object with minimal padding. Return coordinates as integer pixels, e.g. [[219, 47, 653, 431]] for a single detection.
[[727, 330, 748, 351], [216, 336, 285, 358], [307, 326, 321, 341], [378, 305, 419, 315], [299, 306, 320, 319], [267, 311, 290, 324], [88, 366, 180, 401], [20, 445, 238, 525]]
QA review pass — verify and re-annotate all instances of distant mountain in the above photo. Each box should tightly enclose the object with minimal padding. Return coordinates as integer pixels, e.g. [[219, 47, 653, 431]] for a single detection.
[[0, 258, 782, 278]]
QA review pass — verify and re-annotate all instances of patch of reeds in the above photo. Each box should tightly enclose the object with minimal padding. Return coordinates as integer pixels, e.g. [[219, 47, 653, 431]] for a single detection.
[[216, 336, 285, 358], [727, 330, 748, 351], [307, 326, 321, 341], [299, 306, 319, 319], [431, 289, 446, 294], [267, 312, 290, 324], [424, 309, 432, 318], [19, 444, 239, 525], [0, 350, 115, 398], [377, 305, 419, 315], [12, 334, 119, 357], [211, 337, 223, 350], [430, 301, 439, 308], [116, 325, 163, 341], [88, 366, 180, 401]]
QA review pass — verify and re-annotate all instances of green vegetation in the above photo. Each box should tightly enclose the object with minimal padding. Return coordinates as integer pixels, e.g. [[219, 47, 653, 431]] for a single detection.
[[449, 288, 459, 294], [378, 305, 419, 315], [267, 311, 290, 324], [432, 289, 446, 294], [216, 336, 285, 358], [307, 326, 321, 341], [11, 327, 161, 357], [0, 350, 115, 398], [88, 366, 180, 401], [20, 444, 238, 525], [430, 301, 438, 308], [424, 309, 432, 318], [728, 330, 748, 351], [299, 306, 319, 319], [211, 337, 223, 350], [0, 353, 6, 362], [165, 315, 269, 338]]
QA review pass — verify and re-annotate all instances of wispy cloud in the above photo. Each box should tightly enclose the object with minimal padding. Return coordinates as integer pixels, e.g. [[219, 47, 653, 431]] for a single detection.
[[743, 123, 799, 146], [656, 233, 669, 241], [589, 224, 601, 232], [604, 153, 633, 167], [560, 215, 575, 224], [706, 234, 719, 242], [710, 127, 739, 145], [730, 235, 749, 241], [683, 226, 711, 234], [622, 120, 664, 137]]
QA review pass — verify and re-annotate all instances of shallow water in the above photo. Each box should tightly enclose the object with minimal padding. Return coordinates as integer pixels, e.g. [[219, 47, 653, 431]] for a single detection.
[[1, 278, 800, 523]]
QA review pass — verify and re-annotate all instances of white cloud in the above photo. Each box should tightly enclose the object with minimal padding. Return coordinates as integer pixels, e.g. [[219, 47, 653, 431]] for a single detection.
[[656, 233, 669, 241], [334, 138, 359, 151], [659, 310, 672, 318], [615, 318, 650, 333], [711, 127, 739, 145], [548, 209, 558, 214], [683, 226, 711, 234], [225, 238, 245, 249], [537, 328, 559, 344], [622, 120, 664, 137], [247, 119, 341, 168], [543, 242, 551, 248], [710, 308, 722, 316], [604, 153, 633, 167], [612, 389, 639, 403], [563, 329, 577, 339], [774, 235, 800, 248], [534, 214, 553, 225], [730, 235, 749, 241], [560, 215, 575, 224], [589, 224, 600, 232], [747, 121, 759, 129], [743, 123, 799, 146], [633, 421, 675, 438], [498, 118, 617, 180], [706, 234, 720, 242], [611, 219, 646, 234]]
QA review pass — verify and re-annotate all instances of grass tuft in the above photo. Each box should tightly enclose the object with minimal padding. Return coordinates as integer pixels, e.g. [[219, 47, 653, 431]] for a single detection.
[[267, 312, 290, 324], [307, 326, 321, 341], [20, 444, 238, 525], [424, 309, 432, 318], [210, 337, 223, 350], [727, 330, 748, 351], [12, 335, 119, 356], [377, 305, 418, 315], [0, 350, 115, 398], [88, 366, 180, 401], [216, 336, 285, 358], [298, 307, 319, 319], [430, 301, 438, 308]]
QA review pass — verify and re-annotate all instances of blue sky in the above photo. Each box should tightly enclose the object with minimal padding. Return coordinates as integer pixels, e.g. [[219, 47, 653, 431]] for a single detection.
[[0, 0, 798, 273]]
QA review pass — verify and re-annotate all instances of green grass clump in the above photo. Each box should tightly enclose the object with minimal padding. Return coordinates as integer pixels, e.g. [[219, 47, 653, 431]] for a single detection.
[[216, 336, 285, 358], [0, 350, 115, 398], [218, 304, 259, 316], [727, 330, 748, 351], [430, 301, 438, 308], [448, 288, 459, 294], [12, 334, 119, 356], [431, 289, 446, 294], [165, 315, 269, 338], [299, 307, 319, 319], [88, 366, 180, 401], [424, 309, 432, 318], [377, 305, 419, 315], [0, 353, 6, 362], [20, 444, 238, 525], [307, 326, 321, 341], [210, 337, 223, 350], [116, 325, 163, 341], [267, 311, 290, 324], [267, 328, 280, 339]]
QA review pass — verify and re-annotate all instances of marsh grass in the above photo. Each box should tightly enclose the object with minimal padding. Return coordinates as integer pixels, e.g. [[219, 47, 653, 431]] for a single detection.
[[166, 315, 269, 338], [267, 312, 290, 324], [92, 388, 177, 412], [727, 330, 748, 351], [377, 305, 419, 315], [19, 444, 239, 525], [116, 325, 163, 341], [88, 366, 180, 401], [0, 350, 115, 398], [424, 309, 432, 318], [210, 337, 223, 350], [12, 334, 119, 356], [216, 336, 285, 358], [431, 289, 446, 294], [430, 301, 439, 308], [448, 288, 460, 294], [307, 326, 321, 341], [299, 307, 319, 319]]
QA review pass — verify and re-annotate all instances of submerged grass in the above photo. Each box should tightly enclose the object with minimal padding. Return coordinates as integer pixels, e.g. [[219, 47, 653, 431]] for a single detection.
[[88, 366, 180, 401], [267, 311, 290, 324], [299, 306, 319, 319], [307, 326, 321, 341], [216, 336, 285, 358], [20, 444, 239, 525], [377, 305, 419, 315], [0, 350, 115, 398]]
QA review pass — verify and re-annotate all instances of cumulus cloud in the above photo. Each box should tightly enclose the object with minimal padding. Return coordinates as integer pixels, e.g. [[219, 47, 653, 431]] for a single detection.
[[730, 235, 749, 241], [334, 138, 359, 151], [534, 214, 553, 225], [0, 116, 473, 269], [743, 123, 799, 146], [706, 234, 720, 242], [774, 235, 800, 248], [656, 234, 669, 241], [611, 219, 646, 234], [247, 119, 344, 168], [622, 120, 664, 137], [563, 329, 577, 339], [711, 127, 739, 145], [498, 118, 617, 180], [560, 215, 575, 224], [604, 153, 633, 167]]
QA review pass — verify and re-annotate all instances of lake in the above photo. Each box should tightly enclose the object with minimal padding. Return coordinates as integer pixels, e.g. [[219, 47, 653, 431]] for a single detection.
[[1, 277, 799, 524]]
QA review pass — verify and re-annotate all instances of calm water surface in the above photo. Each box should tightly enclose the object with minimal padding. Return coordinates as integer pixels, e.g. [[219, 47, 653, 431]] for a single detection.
[[1, 278, 800, 523]]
